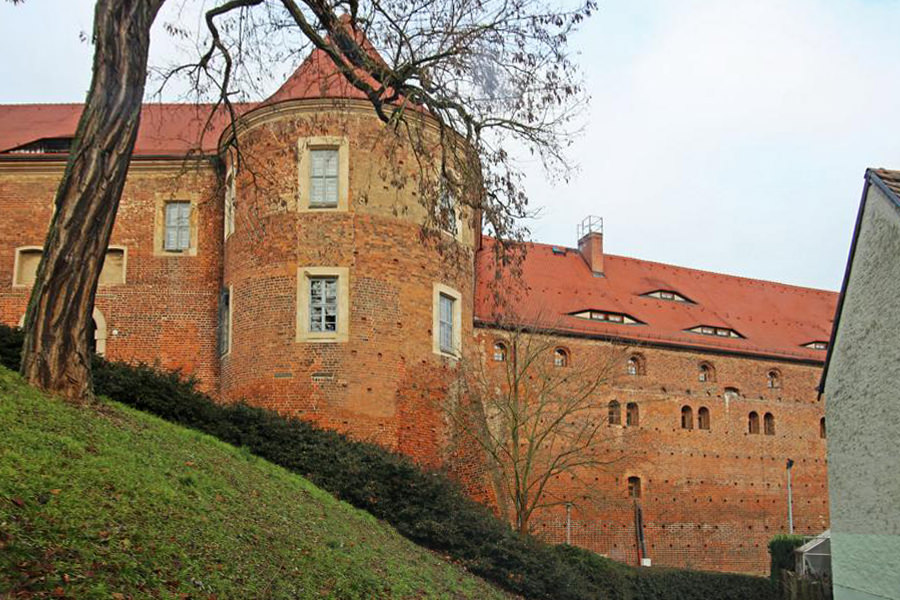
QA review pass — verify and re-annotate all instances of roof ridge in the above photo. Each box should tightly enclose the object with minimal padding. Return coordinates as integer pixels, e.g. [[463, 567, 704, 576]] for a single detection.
[[511, 239, 837, 295]]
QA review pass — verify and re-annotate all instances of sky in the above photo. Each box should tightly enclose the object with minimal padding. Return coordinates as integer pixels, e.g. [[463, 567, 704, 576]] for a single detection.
[[2, 1, 899, 291]]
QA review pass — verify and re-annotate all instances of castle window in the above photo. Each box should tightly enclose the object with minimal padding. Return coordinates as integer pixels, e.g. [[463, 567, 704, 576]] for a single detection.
[[570, 309, 642, 325], [554, 347, 569, 367], [643, 290, 692, 303], [436, 184, 458, 235], [724, 387, 740, 401], [224, 166, 235, 239], [627, 476, 642, 498], [297, 267, 350, 343], [608, 400, 621, 426], [687, 325, 742, 339], [298, 137, 349, 212], [626, 354, 645, 376], [681, 406, 693, 430], [819, 417, 826, 439], [626, 402, 639, 427], [309, 277, 339, 333], [698, 362, 715, 382], [13, 247, 42, 286], [164, 201, 192, 251], [310, 149, 339, 207], [98, 248, 126, 286], [432, 283, 462, 357], [218, 286, 231, 356], [748, 411, 760, 434], [698, 406, 710, 430], [493, 341, 508, 362], [764, 413, 776, 436], [767, 369, 781, 389]]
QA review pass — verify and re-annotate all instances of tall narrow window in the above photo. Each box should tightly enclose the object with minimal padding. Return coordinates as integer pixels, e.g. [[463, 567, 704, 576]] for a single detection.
[[748, 411, 760, 434], [218, 287, 231, 356], [436, 185, 457, 234], [164, 201, 191, 251], [439, 293, 455, 353], [698, 406, 710, 430], [608, 400, 621, 426], [764, 412, 775, 436], [554, 347, 569, 367], [626, 402, 640, 427], [309, 277, 338, 333], [310, 148, 339, 207], [681, 406, 693, 430], [767, 369, 781, 389], [493, 341, 508, 362], [819, 417, 826, 439], [627, 476, 642, 498], [225, 167, 235, 239]]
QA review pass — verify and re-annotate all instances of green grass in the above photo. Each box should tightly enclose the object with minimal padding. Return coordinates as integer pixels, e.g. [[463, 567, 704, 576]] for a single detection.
[[0, 367, 511, 600]]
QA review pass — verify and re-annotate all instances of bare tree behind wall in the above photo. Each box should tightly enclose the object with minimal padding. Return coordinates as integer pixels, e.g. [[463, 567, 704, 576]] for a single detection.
[[450, 316, 641, 535], [12, 0, 593, 402]]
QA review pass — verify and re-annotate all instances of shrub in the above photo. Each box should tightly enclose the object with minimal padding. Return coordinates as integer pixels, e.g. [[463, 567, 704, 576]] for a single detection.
[[0, 323, 23, 371], [768, 535, 806, 582], [0, 324, 777, 600]]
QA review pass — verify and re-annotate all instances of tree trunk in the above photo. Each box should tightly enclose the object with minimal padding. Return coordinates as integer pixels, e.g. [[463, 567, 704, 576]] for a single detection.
[[20, 0, 164, 403]]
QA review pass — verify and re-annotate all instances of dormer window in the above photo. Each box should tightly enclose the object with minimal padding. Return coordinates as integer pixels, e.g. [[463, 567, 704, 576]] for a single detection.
[[570, 310, 642, 325], [5, 136, 74, 154], [803, 341, 828, 350], [643, 289, 692, 303], [687, 325, 742, 339]]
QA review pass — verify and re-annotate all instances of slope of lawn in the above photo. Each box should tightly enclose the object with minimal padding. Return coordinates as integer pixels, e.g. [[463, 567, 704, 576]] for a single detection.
[[0, 366, 511, 600]]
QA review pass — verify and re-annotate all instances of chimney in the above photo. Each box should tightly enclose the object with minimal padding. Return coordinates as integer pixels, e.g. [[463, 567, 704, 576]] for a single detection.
[[577, 215, 604, 276]]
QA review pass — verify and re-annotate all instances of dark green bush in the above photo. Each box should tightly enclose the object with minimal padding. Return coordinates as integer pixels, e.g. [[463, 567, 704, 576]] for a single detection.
[[768, 535, 805, 582], [0, 324, 776, 600], [0, 323, 23, 371]]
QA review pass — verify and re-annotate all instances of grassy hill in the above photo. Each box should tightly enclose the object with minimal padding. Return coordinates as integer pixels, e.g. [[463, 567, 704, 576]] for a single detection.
[[0, 366, 511, 600]]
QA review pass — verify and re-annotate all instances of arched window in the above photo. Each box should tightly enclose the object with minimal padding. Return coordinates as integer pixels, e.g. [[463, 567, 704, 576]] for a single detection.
[[493, 341, 508, 362], [697, 406, 710, 430], [554, 347, 569, 367], [698, 362, 715, 383], [627, 476, 642, 498], [626, 354, 645, 376], [748, 411, 760, 434], [819, 417, 826, 439], [626, 402, 640, 427], [681, 406, 693, 430], [25, 308, 108, 356], [724, 387, 740, 401], [764, 413, 776, 436], [608, 400, 622, 426], [767, 369, 781, 389]]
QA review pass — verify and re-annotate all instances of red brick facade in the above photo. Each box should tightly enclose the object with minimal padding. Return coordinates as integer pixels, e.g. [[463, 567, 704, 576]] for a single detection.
[[0, 48, 835, 576]]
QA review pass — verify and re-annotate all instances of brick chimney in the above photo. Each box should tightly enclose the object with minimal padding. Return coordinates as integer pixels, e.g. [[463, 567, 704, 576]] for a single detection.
[[577, 215, 604, 276]]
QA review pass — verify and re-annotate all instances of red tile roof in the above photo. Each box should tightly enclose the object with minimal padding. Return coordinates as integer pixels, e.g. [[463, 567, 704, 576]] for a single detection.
[[475, 239, 838, 362], [0, 103, 248, 156]]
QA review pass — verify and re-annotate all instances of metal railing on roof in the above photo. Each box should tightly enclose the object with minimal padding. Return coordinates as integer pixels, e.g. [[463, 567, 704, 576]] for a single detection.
[[578, 215, 603, 239]]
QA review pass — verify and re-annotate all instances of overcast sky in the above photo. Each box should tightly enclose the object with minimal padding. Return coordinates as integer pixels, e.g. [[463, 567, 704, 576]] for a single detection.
[[2, 1, 898, 291]]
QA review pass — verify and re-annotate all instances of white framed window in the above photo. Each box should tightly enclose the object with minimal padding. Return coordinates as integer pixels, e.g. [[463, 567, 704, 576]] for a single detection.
[[310, 149, 339, 207], [224, 166, 236, 240], [298, 137, 349, 212], [219, 286, 232, 357], [164, 201, 192, 251], [432, 283, 462, 357], [297, 267, 349, 342], [12, 246, 42, 287]]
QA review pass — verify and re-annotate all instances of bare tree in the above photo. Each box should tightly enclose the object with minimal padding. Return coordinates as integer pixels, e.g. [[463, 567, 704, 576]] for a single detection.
[[451, 317, 633, 534], [14, 0, 594, 401]]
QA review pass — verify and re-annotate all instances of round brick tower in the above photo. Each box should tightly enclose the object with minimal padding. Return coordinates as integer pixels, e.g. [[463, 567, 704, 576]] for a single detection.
[[217, 45, 477, 465]]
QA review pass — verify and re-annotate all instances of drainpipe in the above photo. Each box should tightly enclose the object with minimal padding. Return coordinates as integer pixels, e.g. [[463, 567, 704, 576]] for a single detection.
[[786, 458, 794, 534]]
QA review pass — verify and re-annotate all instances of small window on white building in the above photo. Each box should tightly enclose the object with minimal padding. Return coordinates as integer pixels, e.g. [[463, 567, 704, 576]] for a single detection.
[[310, 149, 340, 207], [164, 201, 192, 251]]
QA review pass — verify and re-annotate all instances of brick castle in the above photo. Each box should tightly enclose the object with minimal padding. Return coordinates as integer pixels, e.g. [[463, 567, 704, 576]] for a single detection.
[[0, 42, 837, 574]]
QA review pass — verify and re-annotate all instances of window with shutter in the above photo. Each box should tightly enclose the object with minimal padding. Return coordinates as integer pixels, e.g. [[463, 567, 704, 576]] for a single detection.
[[310, 149, 339, 207], [165, 202, 191, 251]]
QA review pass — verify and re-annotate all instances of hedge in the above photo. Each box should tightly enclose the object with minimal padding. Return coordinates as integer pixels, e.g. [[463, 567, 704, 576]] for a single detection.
[[0, 324, 777, 600], [768, 535, 806, 582]]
